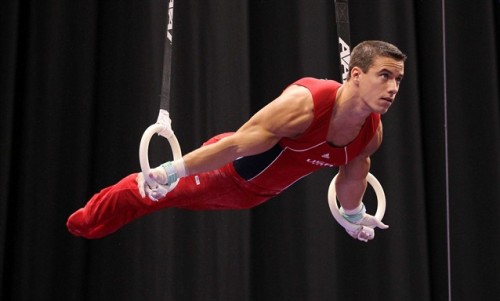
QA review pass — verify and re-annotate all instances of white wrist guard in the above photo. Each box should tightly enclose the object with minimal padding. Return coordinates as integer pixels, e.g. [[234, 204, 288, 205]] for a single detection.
[[340, 203, 366, 224], [161, 159, 187, 185]]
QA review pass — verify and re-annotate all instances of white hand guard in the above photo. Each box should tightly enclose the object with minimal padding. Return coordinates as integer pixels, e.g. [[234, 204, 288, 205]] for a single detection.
[[136, 160, 186, 201], [136, 166, 169, 201], [340, 203, 389, 242]]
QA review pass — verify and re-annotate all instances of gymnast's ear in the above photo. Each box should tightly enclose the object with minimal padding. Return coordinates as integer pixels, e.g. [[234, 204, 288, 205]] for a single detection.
[[350, 67, 361, 84]]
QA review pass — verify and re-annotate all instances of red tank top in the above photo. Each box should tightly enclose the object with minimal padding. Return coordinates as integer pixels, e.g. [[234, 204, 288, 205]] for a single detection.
[[232, 77, 380, 193]]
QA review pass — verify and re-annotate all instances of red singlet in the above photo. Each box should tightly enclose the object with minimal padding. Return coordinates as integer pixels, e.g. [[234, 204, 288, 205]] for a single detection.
[[233, 77, 380, 192], [67, 77, 380, 238]]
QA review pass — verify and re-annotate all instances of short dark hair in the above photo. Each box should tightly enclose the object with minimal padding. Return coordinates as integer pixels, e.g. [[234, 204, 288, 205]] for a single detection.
[[346, 40, 407, 80]]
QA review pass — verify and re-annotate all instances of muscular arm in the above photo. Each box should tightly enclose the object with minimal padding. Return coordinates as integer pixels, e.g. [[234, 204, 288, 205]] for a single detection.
[[335, 123, 383, 210], [182, 85, 314, 175]]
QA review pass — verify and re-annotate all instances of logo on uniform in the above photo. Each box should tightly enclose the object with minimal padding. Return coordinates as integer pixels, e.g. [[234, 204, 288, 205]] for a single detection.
[[306, 158, 334, 168]]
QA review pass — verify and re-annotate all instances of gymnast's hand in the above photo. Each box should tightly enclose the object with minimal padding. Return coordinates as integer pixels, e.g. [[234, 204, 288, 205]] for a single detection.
[[137, 161, 185, 201], [350, 214, 388, 242], [340, 204, 389, 242], [136, 165, 169, 201]]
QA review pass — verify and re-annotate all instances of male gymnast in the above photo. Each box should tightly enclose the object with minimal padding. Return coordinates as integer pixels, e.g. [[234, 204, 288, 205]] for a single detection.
[[67, 40, 406, 242]]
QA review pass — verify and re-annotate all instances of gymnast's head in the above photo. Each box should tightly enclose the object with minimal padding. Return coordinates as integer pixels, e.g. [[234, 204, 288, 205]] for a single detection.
[[346, 40, 407, 81]]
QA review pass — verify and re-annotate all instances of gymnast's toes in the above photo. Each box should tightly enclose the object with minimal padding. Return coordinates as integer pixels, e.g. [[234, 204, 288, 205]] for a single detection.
[[67, 209, 90, 238]]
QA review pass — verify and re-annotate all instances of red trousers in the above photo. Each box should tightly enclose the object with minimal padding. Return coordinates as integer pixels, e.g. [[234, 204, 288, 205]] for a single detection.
[[66, 134, 279, 239]]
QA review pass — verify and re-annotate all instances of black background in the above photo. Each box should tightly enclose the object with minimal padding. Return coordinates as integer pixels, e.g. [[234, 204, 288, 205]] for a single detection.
[[1, 1, 500, 300]]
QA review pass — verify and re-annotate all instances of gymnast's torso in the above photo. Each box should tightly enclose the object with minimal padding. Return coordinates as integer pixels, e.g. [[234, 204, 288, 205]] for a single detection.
[[231, 77, 381, 193]]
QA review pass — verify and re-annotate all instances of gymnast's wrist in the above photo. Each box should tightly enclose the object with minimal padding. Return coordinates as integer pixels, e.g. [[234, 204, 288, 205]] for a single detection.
[[161, 159, 187, 184], [340, 202, 366, 224]]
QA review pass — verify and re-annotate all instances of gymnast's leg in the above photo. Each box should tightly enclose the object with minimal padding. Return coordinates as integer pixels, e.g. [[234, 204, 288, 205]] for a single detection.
[[67, 173, 156, 239], [67, 166, 271, 239], [66, 133, 270, 239]]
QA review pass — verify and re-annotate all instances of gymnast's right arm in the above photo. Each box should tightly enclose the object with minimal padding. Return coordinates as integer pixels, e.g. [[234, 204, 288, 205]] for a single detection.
[[138, 85, 314, 195]]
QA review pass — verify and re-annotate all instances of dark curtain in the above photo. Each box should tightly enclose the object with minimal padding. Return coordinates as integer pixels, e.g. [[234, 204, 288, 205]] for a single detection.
[[1, 0, 499, 300]]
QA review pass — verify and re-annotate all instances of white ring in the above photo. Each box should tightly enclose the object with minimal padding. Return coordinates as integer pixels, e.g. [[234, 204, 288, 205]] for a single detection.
[[139, 123, 183, 192], [327, 172, 386, 232]]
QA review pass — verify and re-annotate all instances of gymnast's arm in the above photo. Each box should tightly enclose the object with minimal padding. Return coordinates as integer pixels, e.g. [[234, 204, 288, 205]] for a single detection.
[[335, 122, 383, 211], [181, 84, 314, 175]]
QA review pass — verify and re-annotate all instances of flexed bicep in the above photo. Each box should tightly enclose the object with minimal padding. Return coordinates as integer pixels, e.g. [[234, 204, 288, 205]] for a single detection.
[[230, 84, 315, 156], [182, 85, 315, 174]]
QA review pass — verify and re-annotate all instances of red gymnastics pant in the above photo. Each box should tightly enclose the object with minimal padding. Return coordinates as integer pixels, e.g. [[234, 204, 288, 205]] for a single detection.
[[66, 133, 278, 239]]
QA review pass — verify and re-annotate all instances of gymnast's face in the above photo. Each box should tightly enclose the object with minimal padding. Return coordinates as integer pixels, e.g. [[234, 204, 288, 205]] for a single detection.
[[355, 56, 405, 114]]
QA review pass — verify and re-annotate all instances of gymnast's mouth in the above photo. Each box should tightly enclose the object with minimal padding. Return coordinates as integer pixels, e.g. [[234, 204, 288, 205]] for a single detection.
[[381, 97, 393, 103]]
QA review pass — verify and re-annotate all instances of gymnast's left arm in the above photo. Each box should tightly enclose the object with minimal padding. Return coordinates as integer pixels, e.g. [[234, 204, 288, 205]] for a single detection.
[[335, 123, 388, 240]]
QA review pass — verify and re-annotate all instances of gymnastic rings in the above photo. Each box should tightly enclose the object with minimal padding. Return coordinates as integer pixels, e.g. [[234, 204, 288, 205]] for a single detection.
[[328, 172, 386, 232], [139, 114, 183, 193]]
